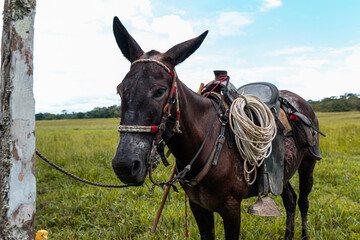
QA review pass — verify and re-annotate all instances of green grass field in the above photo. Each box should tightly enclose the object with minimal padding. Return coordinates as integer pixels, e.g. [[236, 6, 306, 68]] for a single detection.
[[35, 112, 360, 239]]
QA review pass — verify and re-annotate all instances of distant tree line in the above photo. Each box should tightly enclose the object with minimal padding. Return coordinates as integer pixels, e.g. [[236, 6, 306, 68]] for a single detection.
[[35, 93, 360, 120], [308, 93, 360, 112], [35, 105, 121, 120]]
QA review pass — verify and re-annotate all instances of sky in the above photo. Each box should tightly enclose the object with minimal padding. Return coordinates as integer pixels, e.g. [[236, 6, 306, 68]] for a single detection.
[[1, 0, 360, 113]]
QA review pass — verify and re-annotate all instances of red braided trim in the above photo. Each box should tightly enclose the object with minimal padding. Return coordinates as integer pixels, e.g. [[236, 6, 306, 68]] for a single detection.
[[117, 125, 158, 133]]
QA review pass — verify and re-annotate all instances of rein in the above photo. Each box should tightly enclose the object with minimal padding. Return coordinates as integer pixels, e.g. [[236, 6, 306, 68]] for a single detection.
[[35, 150, 130, 188]]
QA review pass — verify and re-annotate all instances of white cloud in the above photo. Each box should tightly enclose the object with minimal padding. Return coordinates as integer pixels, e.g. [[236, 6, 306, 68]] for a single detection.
[[329, 46, 360, 55], [287, 57, 329, 68], [0, 1, 255, 114], [148, 15, 196, 49], [345, 50, 360, 69], [150, 15, 194, 39], [274, 45, 360, 100], [279, 66, 359, 101], [33, 0, 155, 113], [2, 0, 358, 113], [215, 12, 253, 36], [182, 44, 360, 101], [31, 0, 202, 113], [268, 47, 315, 56], [201, 11, 253, 37], [122, 15, 197, 53], [260, 0, 283, 12], [36, 0, 152, 35]]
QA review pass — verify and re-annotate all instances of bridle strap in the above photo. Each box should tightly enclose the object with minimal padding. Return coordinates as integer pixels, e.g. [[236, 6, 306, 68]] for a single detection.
[[117, 59, 180, 135], [117, 60, 231, 189], [131, 59, 174, 78]]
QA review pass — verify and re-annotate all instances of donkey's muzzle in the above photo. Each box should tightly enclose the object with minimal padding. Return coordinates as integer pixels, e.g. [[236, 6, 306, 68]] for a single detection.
[[112, 155, 147, 185]]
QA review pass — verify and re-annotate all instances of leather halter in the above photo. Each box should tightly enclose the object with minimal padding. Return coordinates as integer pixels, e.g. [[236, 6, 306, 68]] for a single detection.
[[117, 59, 181, 172], [117, 59, 181, 140], [117, 61, 231, 188]]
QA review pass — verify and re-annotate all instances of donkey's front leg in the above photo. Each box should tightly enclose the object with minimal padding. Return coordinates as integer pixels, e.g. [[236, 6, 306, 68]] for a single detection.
[[189, 201, 215, 240], [219, 200, 241, 240]]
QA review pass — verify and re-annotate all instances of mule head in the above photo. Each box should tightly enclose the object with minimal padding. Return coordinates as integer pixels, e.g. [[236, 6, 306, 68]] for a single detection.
[[112, 17, 208, 185]]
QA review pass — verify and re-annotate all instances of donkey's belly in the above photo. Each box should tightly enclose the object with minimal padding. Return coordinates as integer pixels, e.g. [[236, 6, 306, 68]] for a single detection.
[[283, 136, 300, 181]]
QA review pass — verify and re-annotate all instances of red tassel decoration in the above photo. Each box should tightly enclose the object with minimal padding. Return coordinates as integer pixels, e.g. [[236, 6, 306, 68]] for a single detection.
[[150, 125, 159, 133], [185, 193, 189, 238], [290, 115, 300, 121]]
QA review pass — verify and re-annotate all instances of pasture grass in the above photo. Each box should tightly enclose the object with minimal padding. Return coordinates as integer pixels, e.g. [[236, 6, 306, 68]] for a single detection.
[[35, 112, 360, 239]]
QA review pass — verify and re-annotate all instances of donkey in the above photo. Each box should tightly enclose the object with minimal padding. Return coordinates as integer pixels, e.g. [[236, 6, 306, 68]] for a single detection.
[[111, 17, 321, 240]]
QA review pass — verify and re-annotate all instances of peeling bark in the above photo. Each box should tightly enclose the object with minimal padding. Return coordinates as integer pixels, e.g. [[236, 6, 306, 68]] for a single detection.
[[0, 0, 36, 239]]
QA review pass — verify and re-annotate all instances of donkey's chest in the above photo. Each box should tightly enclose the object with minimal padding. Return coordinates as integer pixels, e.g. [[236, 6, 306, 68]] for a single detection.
[[183, 184, 224, 211], [182, 162, 250, 212]]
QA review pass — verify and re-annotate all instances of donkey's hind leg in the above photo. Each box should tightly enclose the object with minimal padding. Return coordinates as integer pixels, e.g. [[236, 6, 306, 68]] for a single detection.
[[298, 153, 317, 240], [281, 182, 297, 240]]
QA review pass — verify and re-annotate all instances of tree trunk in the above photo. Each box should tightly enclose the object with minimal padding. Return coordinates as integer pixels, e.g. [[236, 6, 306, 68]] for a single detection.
[[0, 0, 36, 239]]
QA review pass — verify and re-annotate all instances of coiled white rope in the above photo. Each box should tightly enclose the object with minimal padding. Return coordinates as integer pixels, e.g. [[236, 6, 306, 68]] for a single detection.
[[229, 95, 277, 185]]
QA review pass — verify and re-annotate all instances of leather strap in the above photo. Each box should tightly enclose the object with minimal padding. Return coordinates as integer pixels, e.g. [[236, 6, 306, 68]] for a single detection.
[[185, 123, 226, 187]]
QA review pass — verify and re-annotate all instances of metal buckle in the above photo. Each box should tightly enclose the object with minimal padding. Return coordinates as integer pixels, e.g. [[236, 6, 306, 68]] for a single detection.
[[147, 140, 160, 170]]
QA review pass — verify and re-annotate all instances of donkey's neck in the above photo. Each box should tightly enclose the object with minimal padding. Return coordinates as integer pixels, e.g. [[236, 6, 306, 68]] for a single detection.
[[166, 79, 219, 169]]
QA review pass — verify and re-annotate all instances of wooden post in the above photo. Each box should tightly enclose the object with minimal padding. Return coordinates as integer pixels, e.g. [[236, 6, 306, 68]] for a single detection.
[[0, 0, 36, 239]]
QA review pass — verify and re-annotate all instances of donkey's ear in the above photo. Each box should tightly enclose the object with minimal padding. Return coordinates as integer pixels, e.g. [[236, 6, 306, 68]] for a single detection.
[[113, 17, 144, 62], [165, 30, 208, 66]]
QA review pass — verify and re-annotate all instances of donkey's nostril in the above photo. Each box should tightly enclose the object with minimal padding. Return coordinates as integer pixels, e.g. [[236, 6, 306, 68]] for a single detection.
[[132, 160, 141, 174]]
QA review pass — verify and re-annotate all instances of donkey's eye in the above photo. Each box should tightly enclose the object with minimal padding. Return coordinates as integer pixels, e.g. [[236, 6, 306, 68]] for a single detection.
[[153, 88, 167, 99]]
